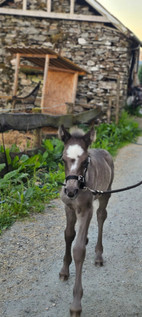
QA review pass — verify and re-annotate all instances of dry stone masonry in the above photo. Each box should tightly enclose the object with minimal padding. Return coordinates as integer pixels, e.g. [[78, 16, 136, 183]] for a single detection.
[[0, 0, 140, 120]]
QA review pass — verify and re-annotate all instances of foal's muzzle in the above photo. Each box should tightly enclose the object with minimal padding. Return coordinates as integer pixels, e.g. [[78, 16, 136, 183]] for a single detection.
[[64, 187, 79, 198], [64, 175, 85, 199]]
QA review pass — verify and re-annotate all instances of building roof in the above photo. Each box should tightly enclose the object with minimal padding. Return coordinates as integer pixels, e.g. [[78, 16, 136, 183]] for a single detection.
[[7, 46, 87, 75], [1, 0, 141, 46], [85, 0, 141, 45]]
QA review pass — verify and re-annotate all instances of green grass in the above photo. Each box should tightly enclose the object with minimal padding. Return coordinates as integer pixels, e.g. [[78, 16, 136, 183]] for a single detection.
[[0, 111, 141, 234], [92, 111, 141, 156]]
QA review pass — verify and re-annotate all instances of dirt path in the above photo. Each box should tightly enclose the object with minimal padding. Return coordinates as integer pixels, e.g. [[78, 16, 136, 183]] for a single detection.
[[0, 137, 142, 317]]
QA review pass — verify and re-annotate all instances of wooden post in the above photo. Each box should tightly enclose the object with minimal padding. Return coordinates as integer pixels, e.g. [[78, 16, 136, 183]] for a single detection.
[[47, 0, 51, 12], [12, 53, 20, 111], [66, 103, 74, 114], [107, 97, 112, 123], [70, 0, 75, 14], [23, 0, 27, 10], [13, 53, 20, 96], [34, 128, 42, 148], [115, 76, 120, 124], [133, 49, 140, 86], [72, 73, 78, 103], [41, 55, 49, 111]]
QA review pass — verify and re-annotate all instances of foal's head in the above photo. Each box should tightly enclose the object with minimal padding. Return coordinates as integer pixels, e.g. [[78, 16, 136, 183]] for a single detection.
[[58, 125, 95, 199]]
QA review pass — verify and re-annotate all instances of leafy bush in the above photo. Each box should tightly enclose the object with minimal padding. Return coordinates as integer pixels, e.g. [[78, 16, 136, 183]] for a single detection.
[[0, 162, 65, 233], [92, 111, 140, 156], [0, 138, 64, 233]]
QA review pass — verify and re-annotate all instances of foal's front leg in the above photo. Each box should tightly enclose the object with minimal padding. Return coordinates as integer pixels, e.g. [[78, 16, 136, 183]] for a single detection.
[[59, 206, 76, 280], [95, 194, 111, 266], [70, 207, 93, 317]]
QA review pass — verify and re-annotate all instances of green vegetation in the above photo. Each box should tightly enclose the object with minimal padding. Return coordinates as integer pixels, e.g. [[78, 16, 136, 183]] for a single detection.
[[0, 111, 141, 234], [0, 138, 65, 234], [93, 111, 140, 156], [125, 104, 142, 117]]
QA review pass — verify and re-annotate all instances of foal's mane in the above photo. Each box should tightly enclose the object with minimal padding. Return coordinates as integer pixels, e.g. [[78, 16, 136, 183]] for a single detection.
[[70, 127, 85, 138]]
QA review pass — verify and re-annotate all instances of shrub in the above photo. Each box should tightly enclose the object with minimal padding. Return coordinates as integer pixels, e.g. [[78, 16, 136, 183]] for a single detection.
[[92, 111, 140, 156]]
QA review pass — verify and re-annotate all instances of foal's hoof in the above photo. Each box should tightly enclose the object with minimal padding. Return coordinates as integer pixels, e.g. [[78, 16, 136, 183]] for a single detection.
[[95, 259, 103, 267], [70, 311, 81, 317], [95, 253, 104, 266], [70, 309, 82, 317], [59, 272, 69, 281], [59, 267, 69, 281], [70, 303, 82, 317]]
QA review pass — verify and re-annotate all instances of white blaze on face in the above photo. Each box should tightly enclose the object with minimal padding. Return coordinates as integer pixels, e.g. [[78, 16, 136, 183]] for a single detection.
[[66, 144, 84, 171]]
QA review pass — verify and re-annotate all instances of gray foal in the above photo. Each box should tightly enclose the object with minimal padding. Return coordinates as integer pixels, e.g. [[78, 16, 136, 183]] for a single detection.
[[58, 125, 114, 317]]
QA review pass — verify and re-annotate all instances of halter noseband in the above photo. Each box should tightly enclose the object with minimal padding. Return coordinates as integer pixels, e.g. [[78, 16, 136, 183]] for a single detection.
[[65, 156, 90, 189]]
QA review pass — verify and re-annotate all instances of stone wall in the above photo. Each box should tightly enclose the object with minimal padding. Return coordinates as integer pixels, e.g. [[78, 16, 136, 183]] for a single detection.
[[0, 0, 137, 120]]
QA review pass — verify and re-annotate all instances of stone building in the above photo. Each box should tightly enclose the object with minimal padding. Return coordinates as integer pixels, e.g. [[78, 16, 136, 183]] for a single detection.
[[0, 0, 141, 119]]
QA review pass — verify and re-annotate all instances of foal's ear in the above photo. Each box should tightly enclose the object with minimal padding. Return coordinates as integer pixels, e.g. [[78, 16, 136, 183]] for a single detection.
[[83, 127, 96, 146], [58, 125, 71, 144]]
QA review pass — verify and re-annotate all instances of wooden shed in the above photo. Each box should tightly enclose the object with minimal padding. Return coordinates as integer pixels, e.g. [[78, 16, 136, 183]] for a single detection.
[[7, 46, 86, 115]]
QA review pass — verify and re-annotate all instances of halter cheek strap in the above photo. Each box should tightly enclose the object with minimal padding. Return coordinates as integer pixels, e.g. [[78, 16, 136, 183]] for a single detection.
[[65, 157, 90, 189]]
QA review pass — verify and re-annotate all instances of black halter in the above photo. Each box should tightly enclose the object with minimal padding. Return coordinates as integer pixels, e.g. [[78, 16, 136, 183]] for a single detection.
[[65, 157, 90, 189]]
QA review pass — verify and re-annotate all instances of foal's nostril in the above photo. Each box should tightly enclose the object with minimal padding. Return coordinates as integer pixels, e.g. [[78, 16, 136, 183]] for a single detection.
[[68, 189, 79, 198], [68, 191, 75, 198], [65, 188, 79, 198]]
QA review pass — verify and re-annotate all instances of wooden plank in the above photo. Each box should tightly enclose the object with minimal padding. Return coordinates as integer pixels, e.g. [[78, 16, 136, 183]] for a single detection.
[[41, 55, 49, 110], [19, 64, 81, 74], [20, 64, 43, 71], [42, 70, 76, 115], [19, 54, 57, 58], [0, 95, 12, 100], [0, 108, 102, 132], [0, 8, 110, 22], [49, 66, 76, 74]]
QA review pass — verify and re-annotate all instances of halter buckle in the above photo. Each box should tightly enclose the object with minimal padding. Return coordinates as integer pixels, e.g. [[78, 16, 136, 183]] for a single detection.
[[78, 175, 85, 189], [78, 175, 85, 183]]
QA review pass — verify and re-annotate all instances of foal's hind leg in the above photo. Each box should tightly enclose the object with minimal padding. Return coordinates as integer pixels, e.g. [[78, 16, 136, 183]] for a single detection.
[[95, 194, 111, 266], [59, 206, 76, 280]]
